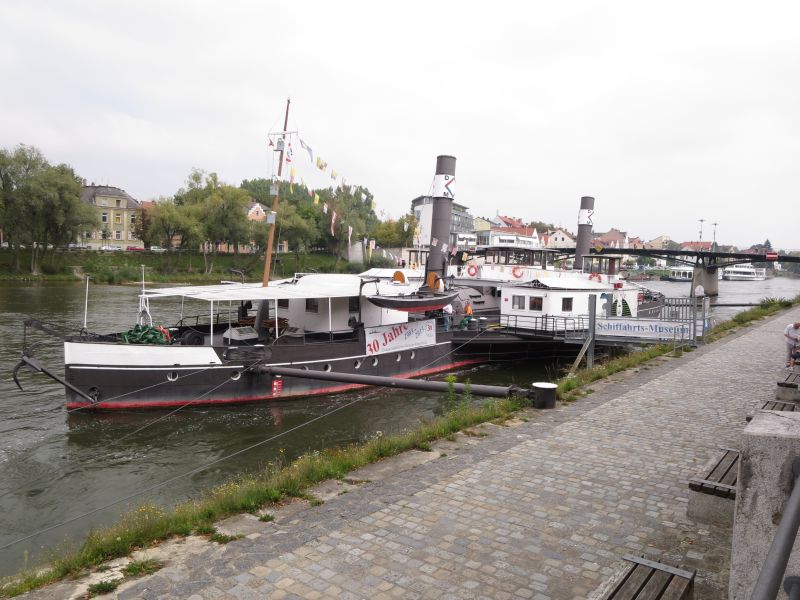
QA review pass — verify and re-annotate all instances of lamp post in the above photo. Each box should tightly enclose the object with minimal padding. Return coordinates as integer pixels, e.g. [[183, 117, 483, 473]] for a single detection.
[[712, 222, 718, 251], [698, 218, 705, 242]]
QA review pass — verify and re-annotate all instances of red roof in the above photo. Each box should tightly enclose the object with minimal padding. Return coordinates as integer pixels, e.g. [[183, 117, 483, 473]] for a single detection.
[[492, 226, 537, 236], [496, 215, 526, 228], [680, 241, 712, 251]]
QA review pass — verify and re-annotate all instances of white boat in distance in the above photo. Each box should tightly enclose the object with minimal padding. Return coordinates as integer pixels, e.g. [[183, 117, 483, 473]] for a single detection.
[[661, 266, 694, 282], [722, 264, 767, 281]]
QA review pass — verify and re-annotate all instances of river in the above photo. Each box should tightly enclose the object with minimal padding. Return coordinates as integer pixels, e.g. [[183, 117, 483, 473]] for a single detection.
[[0, 277, 798, 575]]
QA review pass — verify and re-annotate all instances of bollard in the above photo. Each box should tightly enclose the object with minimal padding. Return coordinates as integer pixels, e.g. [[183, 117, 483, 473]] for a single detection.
[[533, 382, 557, 409]]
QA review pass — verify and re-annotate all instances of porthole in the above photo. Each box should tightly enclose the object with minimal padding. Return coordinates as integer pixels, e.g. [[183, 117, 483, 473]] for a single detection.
[[410, 351, 415, 360], [167, 371, 178, 382], [323, 363, 332, 372], [230, 370, 241, 381], [372, 357, 379, 367], [302, 365, 309, 371], [354, 359, 362, 370], [396, 353, 402, 362]]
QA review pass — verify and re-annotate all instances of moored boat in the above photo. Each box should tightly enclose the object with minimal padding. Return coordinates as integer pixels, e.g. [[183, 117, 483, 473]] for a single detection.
[[721, 264, 766, 281]]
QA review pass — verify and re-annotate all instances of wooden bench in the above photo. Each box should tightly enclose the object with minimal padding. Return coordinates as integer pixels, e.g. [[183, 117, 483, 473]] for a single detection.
[[776, 371, 800, 401], [747, 398, 800, 422], [687, 448, 738, 524], [688, 448, 738, 499], [595, 555, 695, 599]]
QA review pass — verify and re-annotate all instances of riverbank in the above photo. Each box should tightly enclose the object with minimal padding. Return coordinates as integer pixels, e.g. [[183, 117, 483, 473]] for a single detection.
[[0, 249, 375, 284], [2, 296, 798, 597]]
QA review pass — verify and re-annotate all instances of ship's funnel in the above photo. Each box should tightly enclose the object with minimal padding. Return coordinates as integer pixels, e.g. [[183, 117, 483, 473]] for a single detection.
[[573, 196, 594, 271], [424, 155, 456, 287]]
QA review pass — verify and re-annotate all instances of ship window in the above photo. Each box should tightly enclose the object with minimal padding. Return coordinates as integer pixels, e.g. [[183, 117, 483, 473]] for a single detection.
[[371, 357, 379, 367], [562, 297, 573, 312], [278, 299, 289, 309], [348, 296, 360, 313], [323, 363, 332, 372], [529, 297, 543, 311], [230, 370, 241, 381], [167, 371, 178, 381], [512, 295, 525, 310], [306, 298, 319, 313], [354, 359, 362, 370]]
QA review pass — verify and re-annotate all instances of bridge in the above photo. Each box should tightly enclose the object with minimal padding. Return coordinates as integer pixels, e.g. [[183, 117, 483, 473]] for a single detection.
[[587, 248, 800, 296]]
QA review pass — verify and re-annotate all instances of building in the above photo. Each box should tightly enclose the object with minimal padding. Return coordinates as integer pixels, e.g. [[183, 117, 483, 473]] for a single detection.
[[546, 228, 575, 249], [81, 185, 142, 249], [490, 214, 526, 228], [411, 196, 474, 248], [646, 235, 672, 250], [680, 241, 713, 252]]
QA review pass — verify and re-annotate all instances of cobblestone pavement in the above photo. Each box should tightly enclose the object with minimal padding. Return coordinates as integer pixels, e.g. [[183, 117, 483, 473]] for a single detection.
[[31, 309, 800, 599]]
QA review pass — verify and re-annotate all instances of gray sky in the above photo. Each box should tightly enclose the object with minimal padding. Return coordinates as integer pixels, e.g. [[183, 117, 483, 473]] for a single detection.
[[1, 1, 798, 249]]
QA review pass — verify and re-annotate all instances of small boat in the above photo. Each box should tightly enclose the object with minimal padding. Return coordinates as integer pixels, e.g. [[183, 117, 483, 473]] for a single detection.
[[722, 264, 767, 281], [366, 290, 460, 312], [661, 266, 694, 282]]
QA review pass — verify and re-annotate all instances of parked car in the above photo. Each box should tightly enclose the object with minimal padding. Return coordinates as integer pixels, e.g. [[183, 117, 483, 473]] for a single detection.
[[100, 245, 123, 252], [126, 246, 145, 252], [149, 246, 167, 254]]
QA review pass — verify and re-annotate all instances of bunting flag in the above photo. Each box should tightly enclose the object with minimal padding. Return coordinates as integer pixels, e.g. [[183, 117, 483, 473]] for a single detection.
[[382, 249, 386, 257], [285, 142, 293, 163], [331, 211, 337, 236], [348, 225, 353, 245], [369, 239, 376, 249], [363, 236, 368, 246], [461, 252, 469, 261], [323, 202, 328, 214], [299, 138, 313, 162], [403, 221, 409, 232], [361, 191, 367, 202], [313, 193, 319, 205], [331, 169, 338, 180], [450, 247, 457, 256], [289, 166, 296, 193], [371, 200, 376, 210], [316, 156, 328, 171]]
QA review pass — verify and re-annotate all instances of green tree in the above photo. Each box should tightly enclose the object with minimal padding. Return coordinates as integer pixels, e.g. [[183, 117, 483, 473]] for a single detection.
[[0, 144, 96, 274]]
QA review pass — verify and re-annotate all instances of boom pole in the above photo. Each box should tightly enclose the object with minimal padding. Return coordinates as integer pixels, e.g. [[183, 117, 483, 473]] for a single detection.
[[262, 98, 291, 287]]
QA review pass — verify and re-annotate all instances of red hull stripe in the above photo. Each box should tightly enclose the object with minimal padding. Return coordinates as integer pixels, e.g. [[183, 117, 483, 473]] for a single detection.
[[66, 359, 483, 409]]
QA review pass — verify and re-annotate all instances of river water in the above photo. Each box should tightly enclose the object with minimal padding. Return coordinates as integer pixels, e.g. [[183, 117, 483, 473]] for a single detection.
[[0, 277, 799, 575]]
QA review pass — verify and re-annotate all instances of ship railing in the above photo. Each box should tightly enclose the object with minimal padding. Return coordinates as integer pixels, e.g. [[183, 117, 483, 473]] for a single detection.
[[499, 314, 588, 339]]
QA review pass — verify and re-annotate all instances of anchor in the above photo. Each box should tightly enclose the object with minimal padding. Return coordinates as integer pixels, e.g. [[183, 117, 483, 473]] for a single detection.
[[13, 352, 97, 404]]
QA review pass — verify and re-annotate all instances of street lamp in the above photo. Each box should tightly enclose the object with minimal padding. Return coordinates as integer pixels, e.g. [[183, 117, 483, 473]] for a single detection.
[[698, 218, 705, 242]]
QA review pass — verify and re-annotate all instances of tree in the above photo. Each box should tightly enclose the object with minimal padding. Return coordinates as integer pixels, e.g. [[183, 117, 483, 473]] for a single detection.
[[0, 144, 96, 274]]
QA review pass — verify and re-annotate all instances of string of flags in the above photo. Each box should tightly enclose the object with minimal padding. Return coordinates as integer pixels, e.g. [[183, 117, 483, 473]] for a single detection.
[[266, 129, 435, 266]]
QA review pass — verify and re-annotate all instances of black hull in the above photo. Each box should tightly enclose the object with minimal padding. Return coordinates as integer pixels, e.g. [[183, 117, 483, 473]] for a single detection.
[[64, 334, 483, 410]]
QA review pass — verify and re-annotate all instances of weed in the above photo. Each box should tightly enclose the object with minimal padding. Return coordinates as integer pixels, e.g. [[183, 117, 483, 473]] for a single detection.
[[209, 532, 242, 544], [87, 579, 121, 597], [257, 513, 274, 523], [123, 559, 162, 577]]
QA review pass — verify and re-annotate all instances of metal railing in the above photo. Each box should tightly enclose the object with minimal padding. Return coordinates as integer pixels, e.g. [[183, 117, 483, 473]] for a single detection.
[[499, 314, 588, 339], [751, 457, 800, 600]]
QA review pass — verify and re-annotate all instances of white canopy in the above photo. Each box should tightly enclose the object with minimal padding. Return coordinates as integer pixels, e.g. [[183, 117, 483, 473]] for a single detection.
[[142, 273, 419, 303]]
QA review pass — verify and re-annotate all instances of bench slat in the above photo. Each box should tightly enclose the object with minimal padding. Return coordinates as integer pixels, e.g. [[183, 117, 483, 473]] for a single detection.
[[636, 570, 672, 599], [707, 450, 738, 484], [658, 575, 693, 600], [612, 563, 652, 600]]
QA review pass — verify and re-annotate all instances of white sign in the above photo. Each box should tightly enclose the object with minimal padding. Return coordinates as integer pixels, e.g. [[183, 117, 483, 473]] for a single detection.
[[595, 318, 692, 340], [578, 208, 594, 226], [365, 319, 436, 356], [432, 173, 456, 199]]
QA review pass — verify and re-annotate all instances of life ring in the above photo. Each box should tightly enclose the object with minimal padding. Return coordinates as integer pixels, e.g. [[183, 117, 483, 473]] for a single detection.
[[156, 325, 171, 343], [467, 265, 478, 277], [588, 273, 602, 283], [512, 266, 523, 279]]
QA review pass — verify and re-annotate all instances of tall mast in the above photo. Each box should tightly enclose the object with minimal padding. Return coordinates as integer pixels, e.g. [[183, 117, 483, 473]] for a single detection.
[[262, 97, 291, 286]]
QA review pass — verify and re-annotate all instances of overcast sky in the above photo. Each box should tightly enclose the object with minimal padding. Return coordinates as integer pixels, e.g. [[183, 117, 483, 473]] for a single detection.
[[1, 1, 798, 249]]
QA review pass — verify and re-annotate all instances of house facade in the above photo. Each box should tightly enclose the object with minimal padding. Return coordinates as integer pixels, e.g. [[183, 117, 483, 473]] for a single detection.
[[80, 185, 142, 249], [546, 228, 575, 249]]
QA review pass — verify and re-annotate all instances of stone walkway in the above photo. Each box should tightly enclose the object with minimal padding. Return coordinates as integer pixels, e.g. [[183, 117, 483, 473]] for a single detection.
[[27, 309, 799, 599]]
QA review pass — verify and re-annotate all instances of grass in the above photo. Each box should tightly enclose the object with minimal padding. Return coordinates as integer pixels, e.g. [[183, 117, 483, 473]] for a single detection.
[[86, 579, 121, 597], [2, 295, 798, 597], [257, 513, 274, 523], [122, 559, 162, 577]]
